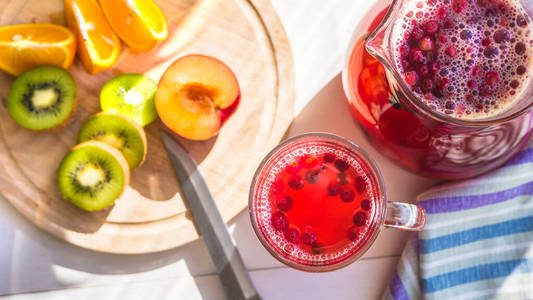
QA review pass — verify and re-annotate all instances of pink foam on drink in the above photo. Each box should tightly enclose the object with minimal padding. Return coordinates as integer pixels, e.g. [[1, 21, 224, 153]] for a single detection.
[[251, 140, 383, 268], [391, 0, 533, 119]]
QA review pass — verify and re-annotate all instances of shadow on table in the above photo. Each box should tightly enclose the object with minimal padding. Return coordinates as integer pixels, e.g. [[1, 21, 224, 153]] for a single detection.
[[1, 73, 437, 298], [0, 196, 218, 295]]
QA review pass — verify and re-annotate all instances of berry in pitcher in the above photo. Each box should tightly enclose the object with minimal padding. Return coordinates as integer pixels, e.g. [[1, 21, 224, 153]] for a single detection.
[[392, 0, 533, 119]]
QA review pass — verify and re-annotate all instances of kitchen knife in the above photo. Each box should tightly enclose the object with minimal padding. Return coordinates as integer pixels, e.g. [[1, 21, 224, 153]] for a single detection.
[[160, 131, 261, 300]]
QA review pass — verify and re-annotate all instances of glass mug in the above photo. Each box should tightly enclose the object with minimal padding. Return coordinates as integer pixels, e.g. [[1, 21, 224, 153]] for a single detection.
[[249, 133, 425, 272], [342, 0, 533, 180]]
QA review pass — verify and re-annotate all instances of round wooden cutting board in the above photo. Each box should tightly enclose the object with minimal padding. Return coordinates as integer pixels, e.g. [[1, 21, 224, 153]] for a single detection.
[[0, 0, 294, 253]]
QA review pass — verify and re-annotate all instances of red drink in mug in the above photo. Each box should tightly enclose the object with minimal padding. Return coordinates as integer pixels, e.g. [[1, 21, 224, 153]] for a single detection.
[[343, 0, 533, 179], [249, 133, 425, 272]]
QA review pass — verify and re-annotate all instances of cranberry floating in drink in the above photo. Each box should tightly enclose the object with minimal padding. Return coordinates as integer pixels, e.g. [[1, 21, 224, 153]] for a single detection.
[[249, 133, 426, 272], [343, 0, 533, 179], [392, 0, 532, 119]]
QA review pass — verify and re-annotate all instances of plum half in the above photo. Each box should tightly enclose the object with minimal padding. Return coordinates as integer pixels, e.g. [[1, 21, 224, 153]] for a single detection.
[[155, 55, 240, 141]]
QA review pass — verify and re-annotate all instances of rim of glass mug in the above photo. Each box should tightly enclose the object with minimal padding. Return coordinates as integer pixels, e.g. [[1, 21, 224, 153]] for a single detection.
[[248, 132, 425, 272]]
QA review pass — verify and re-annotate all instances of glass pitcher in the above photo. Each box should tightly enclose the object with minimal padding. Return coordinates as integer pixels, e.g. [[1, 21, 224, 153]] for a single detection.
[[342, 0, 533, 180]]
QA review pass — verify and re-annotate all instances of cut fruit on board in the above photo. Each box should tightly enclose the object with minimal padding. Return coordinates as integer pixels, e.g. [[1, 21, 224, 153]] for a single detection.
[[0, 23, 76, 76], [100, 74, 158, 127], [7, 66, 77, 131], [77, 113, 148, 170], [99, 0, 168, 52], [57, 140, 130, 212], [155, 55, 240, 141], [63, 0, 121, 74], [0, 0, 294, 254]]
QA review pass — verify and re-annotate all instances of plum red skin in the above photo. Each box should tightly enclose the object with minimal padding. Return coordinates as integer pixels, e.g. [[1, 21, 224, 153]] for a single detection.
[[219, 94, 240, 125]]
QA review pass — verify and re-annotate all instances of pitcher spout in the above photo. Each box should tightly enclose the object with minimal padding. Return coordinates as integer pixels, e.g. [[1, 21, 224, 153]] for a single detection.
[[364, 0, 401, 73]]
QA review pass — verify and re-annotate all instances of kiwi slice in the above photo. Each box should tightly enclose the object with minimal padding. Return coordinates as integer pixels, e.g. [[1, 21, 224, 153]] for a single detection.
[[57, 141, 130, 211], [100, 74, 158, 127], [7, 66, 77, 131], [77, 113, 147, 170]]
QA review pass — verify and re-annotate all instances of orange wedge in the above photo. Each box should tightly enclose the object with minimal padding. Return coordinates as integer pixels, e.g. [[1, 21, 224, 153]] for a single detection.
[[99, 0, 168, 52], [0, 24, 76, 76], [63, 0, 121, 74]]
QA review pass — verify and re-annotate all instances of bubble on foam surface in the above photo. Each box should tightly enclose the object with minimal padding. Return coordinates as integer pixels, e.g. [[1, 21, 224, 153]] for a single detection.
[[391, 0, 533, 120], [253, 140, 381, 267]]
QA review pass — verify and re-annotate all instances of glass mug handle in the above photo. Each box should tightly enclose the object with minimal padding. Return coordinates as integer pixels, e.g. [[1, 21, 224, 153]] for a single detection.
[[384, 202, 426, 231]]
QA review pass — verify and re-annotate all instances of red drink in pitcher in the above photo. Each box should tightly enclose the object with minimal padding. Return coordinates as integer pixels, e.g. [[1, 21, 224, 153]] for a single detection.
[[343, 0, 533, 179], [392, 0, 533, 119]]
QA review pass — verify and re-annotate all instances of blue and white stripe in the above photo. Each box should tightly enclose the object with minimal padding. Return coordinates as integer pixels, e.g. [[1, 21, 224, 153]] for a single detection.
[[385, 140, 533, 300]]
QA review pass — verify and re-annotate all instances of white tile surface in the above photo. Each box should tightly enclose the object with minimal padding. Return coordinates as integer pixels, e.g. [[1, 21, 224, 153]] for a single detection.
[[2, 258, 399, 300], [0, 0, 439, 299]]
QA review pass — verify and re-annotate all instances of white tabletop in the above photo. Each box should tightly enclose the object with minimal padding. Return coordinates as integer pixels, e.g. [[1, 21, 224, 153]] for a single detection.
[[0, 1, 439, 299]]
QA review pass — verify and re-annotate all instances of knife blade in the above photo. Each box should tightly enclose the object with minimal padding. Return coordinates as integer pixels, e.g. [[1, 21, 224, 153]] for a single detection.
[[160, 131, 261, 300]]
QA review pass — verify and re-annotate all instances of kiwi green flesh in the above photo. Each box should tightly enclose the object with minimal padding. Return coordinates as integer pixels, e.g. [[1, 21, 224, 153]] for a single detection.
[[57, 145, 125, 211], [100, 74, 157, 127], [8, 66, 76, 130], [77, 114, 146, 170]]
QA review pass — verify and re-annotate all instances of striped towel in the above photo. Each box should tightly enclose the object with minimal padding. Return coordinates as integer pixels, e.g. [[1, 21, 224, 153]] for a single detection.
[[384, 140, 533, 300]]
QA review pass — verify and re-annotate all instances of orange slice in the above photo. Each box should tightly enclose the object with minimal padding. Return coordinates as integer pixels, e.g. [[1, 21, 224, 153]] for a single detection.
[[63, 0, 121, 74], [0, 24, 76, 76], [99, 0, 168, 52]]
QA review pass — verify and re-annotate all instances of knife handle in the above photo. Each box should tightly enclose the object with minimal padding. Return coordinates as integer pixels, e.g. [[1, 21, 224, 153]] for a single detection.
[[219, 248, 262, 300], [184, 171, 261, 300]]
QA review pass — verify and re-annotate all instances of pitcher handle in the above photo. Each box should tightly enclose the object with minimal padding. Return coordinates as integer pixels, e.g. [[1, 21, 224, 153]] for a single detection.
[[384, 202, 426, 231]]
